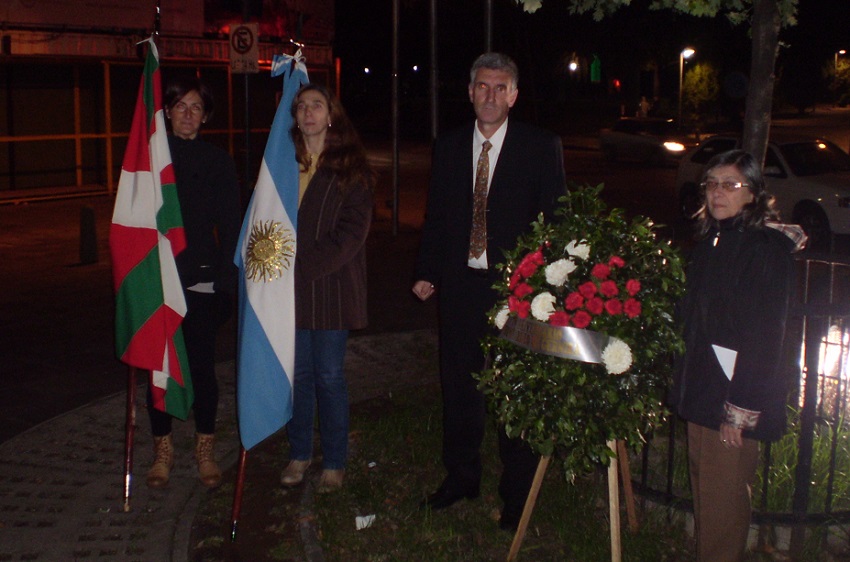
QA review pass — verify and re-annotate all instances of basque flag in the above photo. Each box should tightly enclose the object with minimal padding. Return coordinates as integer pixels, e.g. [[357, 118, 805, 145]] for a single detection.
[[109, 37, 193, 420]]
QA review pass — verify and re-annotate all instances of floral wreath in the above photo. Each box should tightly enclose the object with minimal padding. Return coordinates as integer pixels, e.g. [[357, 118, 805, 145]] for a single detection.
[[475, 185, 686, 477]]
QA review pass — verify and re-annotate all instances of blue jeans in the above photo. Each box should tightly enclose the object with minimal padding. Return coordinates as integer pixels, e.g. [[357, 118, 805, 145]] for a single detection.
[[287, 329, 350, 470]]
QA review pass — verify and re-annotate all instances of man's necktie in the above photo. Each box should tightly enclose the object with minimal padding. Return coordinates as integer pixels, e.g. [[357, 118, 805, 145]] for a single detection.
[[469, 140, 492, 260]]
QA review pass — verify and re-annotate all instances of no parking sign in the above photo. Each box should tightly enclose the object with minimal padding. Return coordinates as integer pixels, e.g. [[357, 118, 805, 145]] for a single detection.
[[230, 23, 259, 74]]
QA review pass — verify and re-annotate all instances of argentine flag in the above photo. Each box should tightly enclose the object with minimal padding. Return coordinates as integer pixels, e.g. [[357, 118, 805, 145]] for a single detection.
[[235, 51, 309, 450]]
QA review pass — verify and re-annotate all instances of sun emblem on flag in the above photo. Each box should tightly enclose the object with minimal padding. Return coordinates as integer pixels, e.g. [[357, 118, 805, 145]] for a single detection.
[[245, 220, 295, 282]]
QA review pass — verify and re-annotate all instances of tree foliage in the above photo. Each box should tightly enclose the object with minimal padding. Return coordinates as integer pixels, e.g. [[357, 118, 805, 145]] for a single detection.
[[683, 62, 720, 126], [515, 0, 796, 26], [832, 59, 850, 106], [513, 0, 799, 164]]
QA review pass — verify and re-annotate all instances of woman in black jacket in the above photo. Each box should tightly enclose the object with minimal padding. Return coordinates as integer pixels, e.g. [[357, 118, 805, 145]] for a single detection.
[[145, 77, 241, 490], [671, 150, 806, 562]]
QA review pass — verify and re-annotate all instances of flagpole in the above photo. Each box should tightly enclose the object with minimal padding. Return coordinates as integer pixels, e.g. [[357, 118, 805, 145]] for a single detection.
[[122, 1, 161, 516], [231, 50, 307, 541], [241, 0, 252, 195], [155, 0, 161, 36], [120, 1, 160, 514], [123, 367, 138, 512], [230, 447, 248, 541]]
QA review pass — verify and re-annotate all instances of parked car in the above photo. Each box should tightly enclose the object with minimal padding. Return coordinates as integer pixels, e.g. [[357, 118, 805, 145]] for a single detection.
[[676, 134, 850, 250], [599, 117, 697, 166]]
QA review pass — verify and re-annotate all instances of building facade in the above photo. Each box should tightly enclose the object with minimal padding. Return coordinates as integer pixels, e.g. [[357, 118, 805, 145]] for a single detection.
[[0, 0, 335, 200]]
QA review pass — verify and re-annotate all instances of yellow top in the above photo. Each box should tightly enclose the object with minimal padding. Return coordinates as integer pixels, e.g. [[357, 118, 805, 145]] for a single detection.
[[298, 153, 320, 206]]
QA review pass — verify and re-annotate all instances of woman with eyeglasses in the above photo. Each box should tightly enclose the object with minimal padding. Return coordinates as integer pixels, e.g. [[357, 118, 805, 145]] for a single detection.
[[143, 77, 241, 490], [670, 149, 806, 561]]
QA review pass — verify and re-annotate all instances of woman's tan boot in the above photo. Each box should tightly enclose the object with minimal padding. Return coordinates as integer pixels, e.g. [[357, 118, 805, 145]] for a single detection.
[[280, 459, 311, 487], [317, 469, 345, 494], [195, 433, 222, 488], [146, 434, 174, 489]]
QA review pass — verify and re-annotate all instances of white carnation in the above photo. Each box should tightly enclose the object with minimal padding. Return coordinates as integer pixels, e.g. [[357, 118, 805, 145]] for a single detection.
[[530, 292, 557, 322], [566, 240, 590, 260], [601, 338, 632, 375], [545, 258, 577, 287], [494, 305, 510, 330]]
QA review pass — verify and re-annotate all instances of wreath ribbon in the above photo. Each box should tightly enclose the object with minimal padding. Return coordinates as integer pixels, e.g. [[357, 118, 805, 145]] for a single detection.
[[499, 316, 610, 363]]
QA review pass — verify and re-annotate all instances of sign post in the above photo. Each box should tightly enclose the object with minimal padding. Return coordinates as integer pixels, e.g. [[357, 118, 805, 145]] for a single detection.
[[230, 22, 259, 198], [230, 23, 259, 74]]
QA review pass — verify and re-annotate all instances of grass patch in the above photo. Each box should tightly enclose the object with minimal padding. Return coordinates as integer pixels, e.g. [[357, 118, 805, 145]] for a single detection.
[[313, 391, 697, 561], [215, 389, 695, 561], [192, 388, 850, 561]]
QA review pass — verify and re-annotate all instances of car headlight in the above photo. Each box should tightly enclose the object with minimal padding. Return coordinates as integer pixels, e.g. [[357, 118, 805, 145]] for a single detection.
[[663, 141, 686, 153]]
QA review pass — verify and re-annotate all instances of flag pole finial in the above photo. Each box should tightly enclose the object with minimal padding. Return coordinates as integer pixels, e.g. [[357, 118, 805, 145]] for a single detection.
[[154, 0, 162, 36]]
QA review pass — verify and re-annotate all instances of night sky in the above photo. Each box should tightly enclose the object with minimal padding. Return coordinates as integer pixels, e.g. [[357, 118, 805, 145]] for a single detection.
[[333, 0, 850, 71], [334, 0, 850, 135]]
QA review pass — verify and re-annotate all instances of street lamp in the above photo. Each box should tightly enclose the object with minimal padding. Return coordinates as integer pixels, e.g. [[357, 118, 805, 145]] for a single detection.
[[836, 49, 846, 73], [678, 48, 695, 127]]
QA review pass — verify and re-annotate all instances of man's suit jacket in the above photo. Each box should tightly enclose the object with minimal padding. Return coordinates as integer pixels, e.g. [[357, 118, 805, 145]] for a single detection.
[[416, 119, 566, 306], [413, 117, 565, 507]]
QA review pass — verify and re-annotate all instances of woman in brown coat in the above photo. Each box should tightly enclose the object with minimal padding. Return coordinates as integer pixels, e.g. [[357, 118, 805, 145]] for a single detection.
[[278, 84, 375, 493]]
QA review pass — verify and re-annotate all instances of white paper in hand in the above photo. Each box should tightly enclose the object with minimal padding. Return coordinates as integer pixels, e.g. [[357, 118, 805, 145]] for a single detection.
[[712, 344, 738, 381], [355, 514, 376, 530]]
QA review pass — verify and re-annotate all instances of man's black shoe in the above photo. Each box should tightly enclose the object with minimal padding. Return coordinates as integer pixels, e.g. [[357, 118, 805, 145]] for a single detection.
[[419, 487, 479, 510]]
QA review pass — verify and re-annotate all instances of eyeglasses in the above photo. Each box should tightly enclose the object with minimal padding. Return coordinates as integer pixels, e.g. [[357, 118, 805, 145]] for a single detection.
[[700, 180, 749, 192], [171, 102, 204, 116]]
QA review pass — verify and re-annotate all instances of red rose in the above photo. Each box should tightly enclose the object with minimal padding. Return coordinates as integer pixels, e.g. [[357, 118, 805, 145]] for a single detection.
[[572, 310, 592, 329], [517, 248, 546, 277], [578, 281, 597, 299], [626, 279, 641, 296], [513, 282, 534, 298], [532, 248, 545, 264], [586, 297, 604, 315], [565, 292, 584, 311], [624, 298, 642, 318], [608, 256, 625, 268], [516, 301, 531, 318], [509, 296, 531, 318], [516, 252, 534, 277], [549, 310, 570, 326], [591, 263, 611, 280], [517, 259, 540, 278], [600, 279, 619, 298], [509, 270, 522, 290], [605, 299, 623, 315]]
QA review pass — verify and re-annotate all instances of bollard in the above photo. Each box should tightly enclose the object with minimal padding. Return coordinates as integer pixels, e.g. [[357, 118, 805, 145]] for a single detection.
[[80, 205, 98, 265]]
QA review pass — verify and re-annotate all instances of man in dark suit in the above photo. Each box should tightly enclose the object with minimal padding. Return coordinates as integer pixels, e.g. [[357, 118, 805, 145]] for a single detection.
[[412, 52, 566, 531]]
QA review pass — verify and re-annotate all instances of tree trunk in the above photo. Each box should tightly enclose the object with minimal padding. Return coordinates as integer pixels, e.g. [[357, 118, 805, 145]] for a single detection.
[[741, 0, 781, 165]]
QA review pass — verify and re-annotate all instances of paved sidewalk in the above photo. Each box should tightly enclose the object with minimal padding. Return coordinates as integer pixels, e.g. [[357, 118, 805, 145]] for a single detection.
[[0, 328, 438, 561], [0, 361, 240, 561]]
